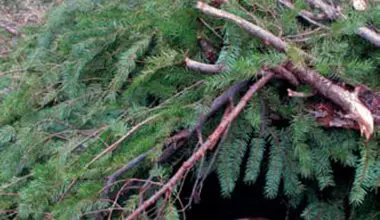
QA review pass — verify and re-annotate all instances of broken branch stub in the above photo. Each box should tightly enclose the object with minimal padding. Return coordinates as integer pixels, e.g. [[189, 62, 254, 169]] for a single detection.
[[285, 63, 373, 139], [125, 72, 275, 220]]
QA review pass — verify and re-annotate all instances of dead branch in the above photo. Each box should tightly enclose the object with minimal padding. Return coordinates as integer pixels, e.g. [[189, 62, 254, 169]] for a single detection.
[[285, 62, 373, 139], [198, 36, 219, 63], [101, 148, 156, 197], [0, 20, 20, 36], [287, 88, 315, 97], [306, 0, 340, 20], [278, 0, 330, 29], [196, 1, 287, 51], [303, 0, 380, 47], [125, 72, 275, 220], [356, 27, 380, 47], [159, 79, 250, 162], [185, 57, 225, 74], [271, 66, 300, 86], [196, 1, 374, 139]]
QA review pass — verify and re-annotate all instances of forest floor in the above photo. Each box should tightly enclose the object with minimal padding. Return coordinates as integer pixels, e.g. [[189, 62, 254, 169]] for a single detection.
[[0, 0, 57, 58]]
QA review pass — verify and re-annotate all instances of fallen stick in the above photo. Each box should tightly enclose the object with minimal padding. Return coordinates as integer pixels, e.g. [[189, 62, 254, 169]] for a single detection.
[[196, 2, 287, 51], [278, 0, 329, 29], [0, 20, 19, 36], [185, 57, 225, 74], [125, 71, 275, 220], [306, 0, 340, 20]]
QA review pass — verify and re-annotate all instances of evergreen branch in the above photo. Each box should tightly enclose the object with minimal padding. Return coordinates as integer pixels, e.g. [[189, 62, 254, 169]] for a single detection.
[[185, 57, 225, 74], [84, 114, 161, 169], [125, 72, 275, 220], [198, 17, 223, 40], [0, 174, 33, 190]]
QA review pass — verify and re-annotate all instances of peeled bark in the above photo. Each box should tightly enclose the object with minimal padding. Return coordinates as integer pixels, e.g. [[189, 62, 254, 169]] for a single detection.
[[286, 63, 373, 139], [185, 57, 225, 74]]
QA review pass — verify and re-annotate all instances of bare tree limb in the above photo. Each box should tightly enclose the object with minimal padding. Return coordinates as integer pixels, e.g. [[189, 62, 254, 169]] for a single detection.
[[185, 57, 225, 74], [271, 66, 300, 86], [196, 1, 287, 51], [306, 0, 340, 20], [125, 72, 275, 220], [356, 27, 380, 47], [101, 148, 156, 197], [0, 20, 19, 36], [303, 0, 380, 47], [278, 0, 330, 29], [285, 62, 373, 139]]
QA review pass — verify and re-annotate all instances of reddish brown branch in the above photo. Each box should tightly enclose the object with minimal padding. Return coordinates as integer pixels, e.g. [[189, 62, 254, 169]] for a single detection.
[[159, 80, 250, 162], [125, 72, 275, 220]]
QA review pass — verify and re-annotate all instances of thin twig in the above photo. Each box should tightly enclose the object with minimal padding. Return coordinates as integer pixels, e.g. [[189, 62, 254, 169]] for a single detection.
[[198, 17, 223, 40], [84, 114, 160, 169], [0, 174, 33, 190]]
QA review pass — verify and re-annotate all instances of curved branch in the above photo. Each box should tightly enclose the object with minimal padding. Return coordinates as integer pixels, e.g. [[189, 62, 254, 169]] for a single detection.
[[185, 57, 225, 74]]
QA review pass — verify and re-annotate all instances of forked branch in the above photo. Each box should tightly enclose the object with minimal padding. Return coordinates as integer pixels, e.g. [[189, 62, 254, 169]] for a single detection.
[[125, 72, 275, 220], [196, 1, 374, 139]]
